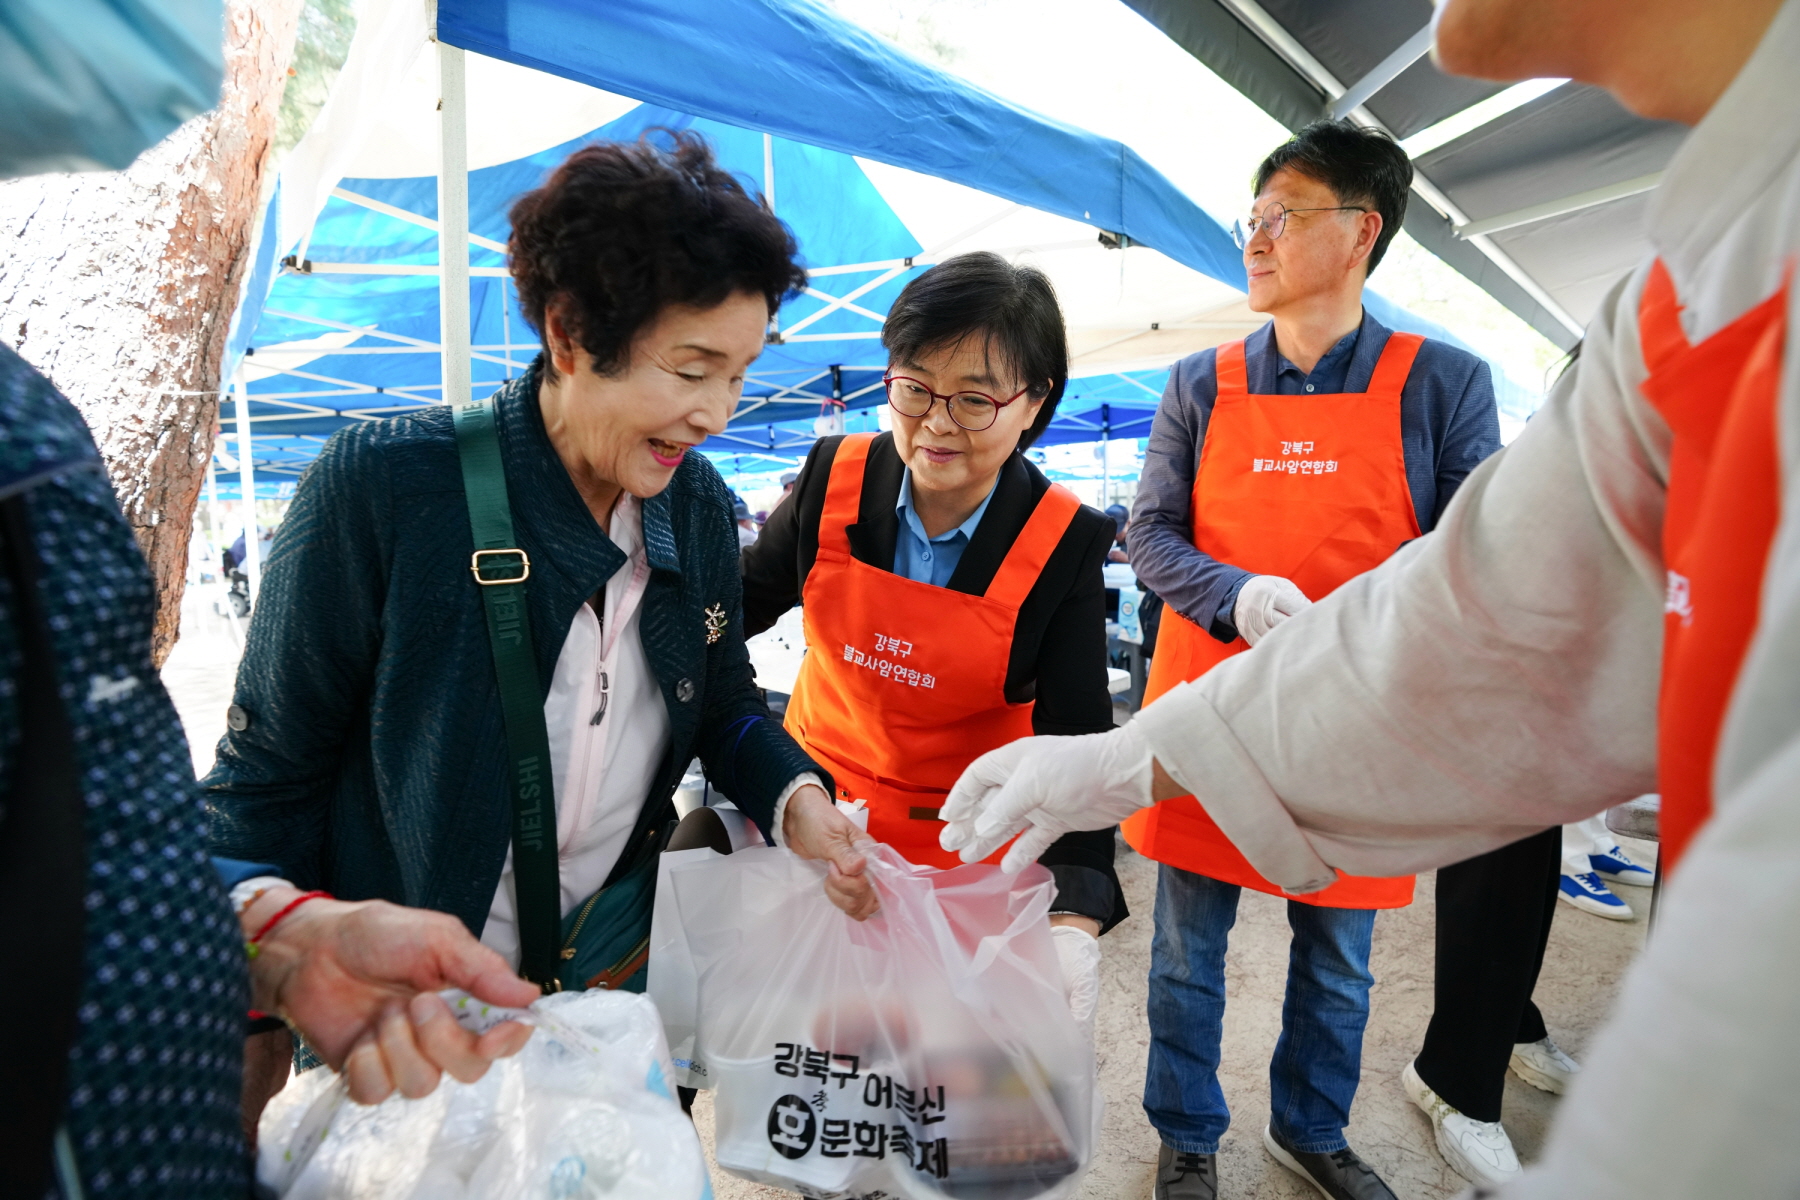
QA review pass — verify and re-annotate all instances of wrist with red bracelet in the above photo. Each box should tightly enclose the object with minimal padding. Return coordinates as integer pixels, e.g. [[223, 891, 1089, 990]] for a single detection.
[[245, 890, 331, 958]]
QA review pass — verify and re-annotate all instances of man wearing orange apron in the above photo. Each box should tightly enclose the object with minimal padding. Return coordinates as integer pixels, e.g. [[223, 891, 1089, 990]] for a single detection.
[[940, 0, 1800, 1190], [1123, 123, 1499, 1200]]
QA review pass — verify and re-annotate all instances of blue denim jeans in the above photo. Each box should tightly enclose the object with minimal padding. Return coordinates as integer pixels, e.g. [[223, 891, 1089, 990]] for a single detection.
[[1143, 864, 1377, 1154]]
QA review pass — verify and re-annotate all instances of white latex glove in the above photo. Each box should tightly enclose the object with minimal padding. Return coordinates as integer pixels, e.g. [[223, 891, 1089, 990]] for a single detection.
[[939, 722, 1155, 872], [1233, 574, 1311, 646], [1051, 924, 1102, 1036]]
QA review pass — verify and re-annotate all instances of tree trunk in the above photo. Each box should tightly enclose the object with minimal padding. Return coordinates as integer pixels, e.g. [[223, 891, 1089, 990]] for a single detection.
[[0, 0, 305, 666]]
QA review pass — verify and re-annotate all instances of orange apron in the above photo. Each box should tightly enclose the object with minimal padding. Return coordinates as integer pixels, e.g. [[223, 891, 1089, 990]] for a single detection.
[[1122, 331, 1425, 908], [1637, 259, 1789, 874], [783, 433, 1082, 867]]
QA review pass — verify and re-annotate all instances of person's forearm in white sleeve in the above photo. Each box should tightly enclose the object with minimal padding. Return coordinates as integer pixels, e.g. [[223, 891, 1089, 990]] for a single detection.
[[1135, 267, 1668, 887], [1507, 303, 1800, 1200]]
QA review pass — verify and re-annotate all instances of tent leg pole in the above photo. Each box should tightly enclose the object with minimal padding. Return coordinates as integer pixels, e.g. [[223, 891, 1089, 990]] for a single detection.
[[204, 454, 219, 556], [1100, 403, 1112, 509], [233, 367, 260, 603], [437, 40, 471, 409]]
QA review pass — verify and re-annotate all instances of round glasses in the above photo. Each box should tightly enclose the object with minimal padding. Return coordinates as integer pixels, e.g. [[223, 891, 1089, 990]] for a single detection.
[[884, 374, 1030, 433], [1231, 202, 1369, 249]]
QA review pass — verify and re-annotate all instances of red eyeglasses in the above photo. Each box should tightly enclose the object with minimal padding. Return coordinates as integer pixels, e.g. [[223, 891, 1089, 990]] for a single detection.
[[883, 375, 1031, 433]]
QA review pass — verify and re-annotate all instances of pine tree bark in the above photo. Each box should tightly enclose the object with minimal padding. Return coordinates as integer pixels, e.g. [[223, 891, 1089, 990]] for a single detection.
[[0, 0, 305, 665]]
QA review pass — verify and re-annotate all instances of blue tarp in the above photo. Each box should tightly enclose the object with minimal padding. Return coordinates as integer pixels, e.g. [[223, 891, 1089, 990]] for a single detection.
[[435, 0, 1246, 289], [237, 109, 935, 439], [229, 0, 1535, 487], [226, 0, 1251, 476], [704, 297, 1544, 489]]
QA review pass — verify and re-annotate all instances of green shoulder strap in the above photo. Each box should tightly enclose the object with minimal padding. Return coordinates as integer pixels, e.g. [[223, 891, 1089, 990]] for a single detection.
[[452, 397, 562, 991]]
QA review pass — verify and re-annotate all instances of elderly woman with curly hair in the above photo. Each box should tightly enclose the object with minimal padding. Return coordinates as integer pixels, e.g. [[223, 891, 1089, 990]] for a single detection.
[[205, 134, 854, 1002]]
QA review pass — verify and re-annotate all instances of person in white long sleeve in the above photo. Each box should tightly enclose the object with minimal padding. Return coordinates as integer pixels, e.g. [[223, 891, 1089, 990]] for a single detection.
[[940, 0, 1800, 1194]]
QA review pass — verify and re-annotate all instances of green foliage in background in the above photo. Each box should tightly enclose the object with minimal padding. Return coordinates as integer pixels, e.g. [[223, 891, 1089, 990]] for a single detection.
[[275, 0, 358, 159]]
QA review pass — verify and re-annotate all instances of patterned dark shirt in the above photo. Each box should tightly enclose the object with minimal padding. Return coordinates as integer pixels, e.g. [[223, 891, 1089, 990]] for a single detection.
[[0, 342, 248, 1197]]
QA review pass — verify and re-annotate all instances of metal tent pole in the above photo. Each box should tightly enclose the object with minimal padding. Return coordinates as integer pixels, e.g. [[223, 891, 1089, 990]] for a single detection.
[[437, 40, 471, 408], [204, 452, 219, 554], [232, 366, 260, 601], [763, 132, 780, 344], [1100, 403, 1111, 507]]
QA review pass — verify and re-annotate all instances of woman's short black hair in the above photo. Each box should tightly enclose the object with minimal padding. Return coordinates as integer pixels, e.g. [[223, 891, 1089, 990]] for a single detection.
[[1252, 119, 1412, 274], [508, 131, 806, 377], [880, 251, 1067, 450]]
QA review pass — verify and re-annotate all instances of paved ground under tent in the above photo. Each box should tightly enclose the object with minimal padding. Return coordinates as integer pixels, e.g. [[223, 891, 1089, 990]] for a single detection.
[[163, 588, 1650, 1200]]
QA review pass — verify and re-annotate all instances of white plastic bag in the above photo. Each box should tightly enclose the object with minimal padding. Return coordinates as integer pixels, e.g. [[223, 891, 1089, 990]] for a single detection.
[[256, 990, 708, 1200], [650, 842, 1095, 1200]]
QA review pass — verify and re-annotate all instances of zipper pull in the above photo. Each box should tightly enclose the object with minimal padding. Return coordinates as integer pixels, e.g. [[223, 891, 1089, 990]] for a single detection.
[[590, 669, 609, 725]]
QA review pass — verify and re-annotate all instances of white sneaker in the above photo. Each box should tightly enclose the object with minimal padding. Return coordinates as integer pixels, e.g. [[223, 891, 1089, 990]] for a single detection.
[[1589, 844, 1655, 888], [1510, 1036, 1579, 1094], [1558, 870, 1634, 920], [1401, 1060, 1521, 1187]]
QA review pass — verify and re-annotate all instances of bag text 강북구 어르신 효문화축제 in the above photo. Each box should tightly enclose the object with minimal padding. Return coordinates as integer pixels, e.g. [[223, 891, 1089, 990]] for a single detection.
[[650, 840, 1098, 1199]]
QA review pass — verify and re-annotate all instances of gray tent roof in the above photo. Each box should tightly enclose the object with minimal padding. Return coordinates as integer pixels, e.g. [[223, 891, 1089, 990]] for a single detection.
[[1125, 0, 1689, 350]]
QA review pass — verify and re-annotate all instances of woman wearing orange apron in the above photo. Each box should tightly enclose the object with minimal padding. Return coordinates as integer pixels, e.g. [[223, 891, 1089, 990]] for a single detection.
[[741, 252, 1126, 958]]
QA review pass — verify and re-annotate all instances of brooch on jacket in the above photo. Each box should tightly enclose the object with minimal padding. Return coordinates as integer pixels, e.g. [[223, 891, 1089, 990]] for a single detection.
[[704, 603, 728, 645]]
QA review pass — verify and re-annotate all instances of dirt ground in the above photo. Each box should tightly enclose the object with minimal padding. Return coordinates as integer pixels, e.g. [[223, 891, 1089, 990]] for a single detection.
[[162, 591, 1652, 1200]]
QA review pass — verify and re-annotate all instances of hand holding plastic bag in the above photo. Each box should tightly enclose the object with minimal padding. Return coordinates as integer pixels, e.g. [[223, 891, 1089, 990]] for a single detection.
[[256, 990, 708, 1200], [651, 841, 1099, 1200]]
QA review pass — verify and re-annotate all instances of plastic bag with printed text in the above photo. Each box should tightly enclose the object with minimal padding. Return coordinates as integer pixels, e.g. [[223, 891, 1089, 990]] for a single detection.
[[651, 842, 1095, 1200], [255, 989, 709, 1200]]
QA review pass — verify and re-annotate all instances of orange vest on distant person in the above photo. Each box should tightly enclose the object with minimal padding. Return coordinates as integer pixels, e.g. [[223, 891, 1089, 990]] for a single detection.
[[783, 433, 1082, 867], [1637, 259, 1789, 873], [1122, 332, 1425, 908]]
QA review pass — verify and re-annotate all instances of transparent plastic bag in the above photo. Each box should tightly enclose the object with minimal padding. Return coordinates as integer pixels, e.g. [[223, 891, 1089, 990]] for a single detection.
[[256, 990, 709, 1200], [650, 842, 1095, 1200]]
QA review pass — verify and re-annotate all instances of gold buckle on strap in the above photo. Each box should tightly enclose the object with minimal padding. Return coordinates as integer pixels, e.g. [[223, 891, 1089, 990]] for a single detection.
[[470, 548, 531, 585]]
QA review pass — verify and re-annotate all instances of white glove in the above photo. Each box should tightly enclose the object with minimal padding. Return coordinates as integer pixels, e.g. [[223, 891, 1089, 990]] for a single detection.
[[1051, 924, 1102, 1036], [1232, 574, 1311, 646], [939, 722, 1155, 872]]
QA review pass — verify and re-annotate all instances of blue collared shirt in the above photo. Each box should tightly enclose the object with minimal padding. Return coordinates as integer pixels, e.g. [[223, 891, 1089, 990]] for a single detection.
[[1131, 310, 1501, 641], [893, 468, 997, 587]]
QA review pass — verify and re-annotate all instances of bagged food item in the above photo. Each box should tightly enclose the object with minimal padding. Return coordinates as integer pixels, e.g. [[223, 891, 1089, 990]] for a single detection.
[[650, 842, 1094, 1200], [256, 990, 708, 1200]]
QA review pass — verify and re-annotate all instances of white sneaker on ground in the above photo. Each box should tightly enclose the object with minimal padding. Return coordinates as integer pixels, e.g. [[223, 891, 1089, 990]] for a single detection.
[[1590, 844, 1655, 888], [1401, 1060, 1521, 1187], [1509, 1036, 1579, 1094], [1558, 870, 1634, 919]]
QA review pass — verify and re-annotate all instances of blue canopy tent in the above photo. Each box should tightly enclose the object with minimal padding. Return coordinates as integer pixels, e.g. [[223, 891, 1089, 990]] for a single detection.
[[221, 0, 1251, 494], [221, 0, 1541, 526], [235, 109, 928, 438], [432, 0, 1245, 288], [702, 290, 1544, 496]]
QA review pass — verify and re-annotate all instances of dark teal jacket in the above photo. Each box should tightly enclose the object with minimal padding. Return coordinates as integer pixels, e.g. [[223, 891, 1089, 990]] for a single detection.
[[204, 360, 826, 936]]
